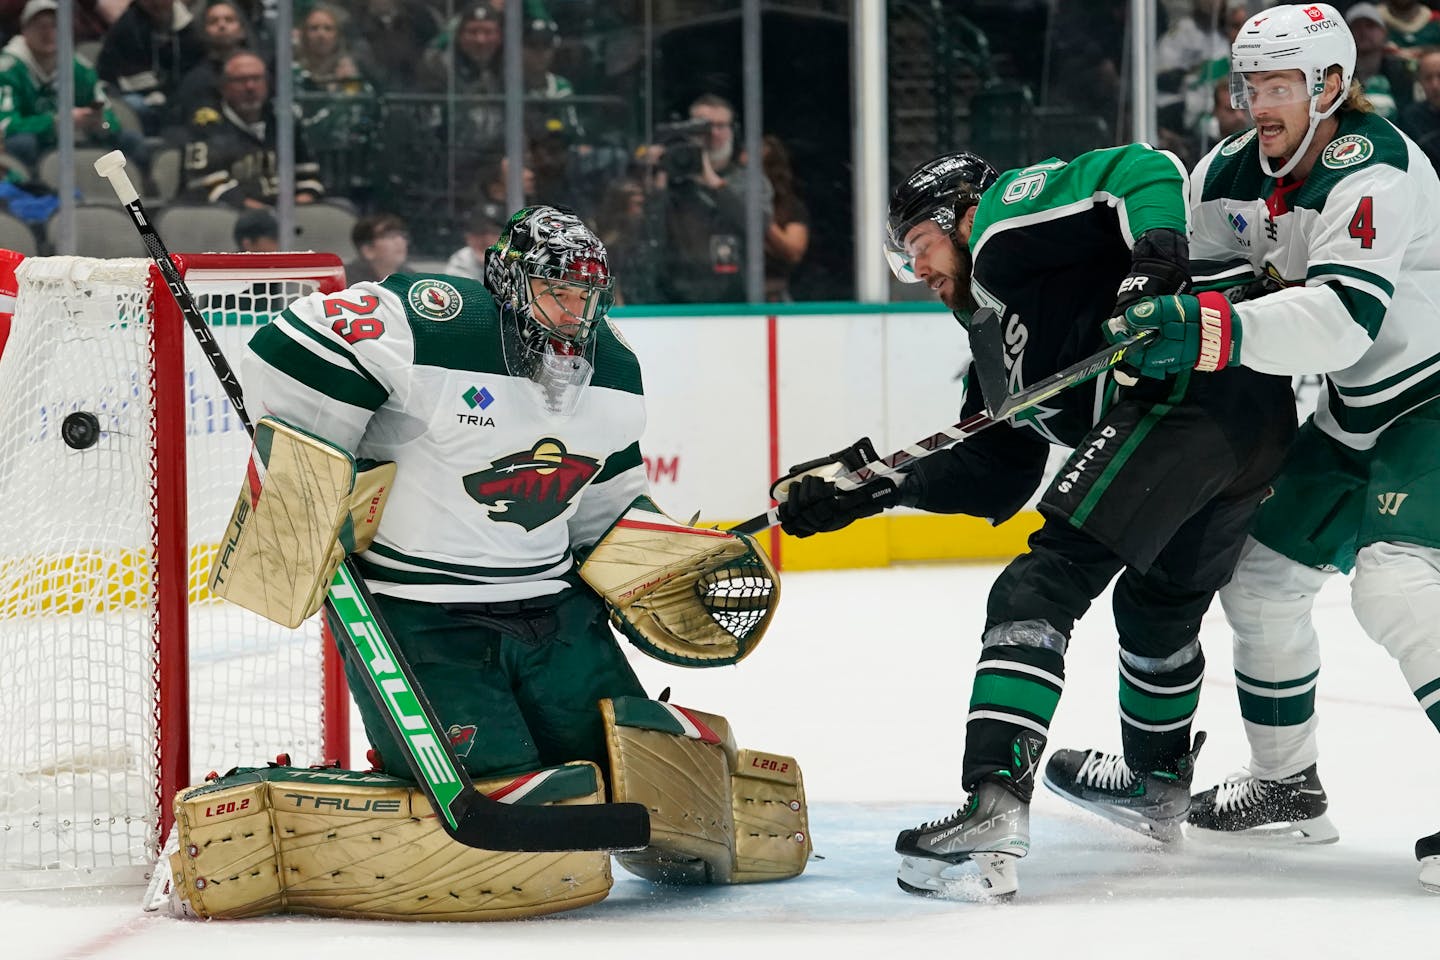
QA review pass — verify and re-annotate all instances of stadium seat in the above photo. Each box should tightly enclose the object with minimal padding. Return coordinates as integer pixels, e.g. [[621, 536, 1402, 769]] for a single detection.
[[45, 205, 146, 257], [156, 204, 241, 254], [293, 202, 357, 258], [0, 210, 38, 256]]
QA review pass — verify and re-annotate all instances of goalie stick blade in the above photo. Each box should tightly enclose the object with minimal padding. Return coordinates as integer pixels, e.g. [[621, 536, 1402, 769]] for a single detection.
[[454, 795, 651, 852]]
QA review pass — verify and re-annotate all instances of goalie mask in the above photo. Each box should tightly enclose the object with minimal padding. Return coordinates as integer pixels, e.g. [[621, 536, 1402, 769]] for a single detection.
[[485, 205, 615, 415], [1229, 4, 1355, 178], [884, 151, 997, 319]]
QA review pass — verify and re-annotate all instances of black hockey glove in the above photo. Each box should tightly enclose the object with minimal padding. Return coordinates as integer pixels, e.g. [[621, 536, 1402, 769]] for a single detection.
[[1111, 228, 1192, 385], [1113, 228, 1192, 314], [769, 436, 880, 502], [776, 473, 899, 539]]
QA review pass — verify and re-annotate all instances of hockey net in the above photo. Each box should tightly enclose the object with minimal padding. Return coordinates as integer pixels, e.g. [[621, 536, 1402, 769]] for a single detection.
[[0, 253, 349, 889]]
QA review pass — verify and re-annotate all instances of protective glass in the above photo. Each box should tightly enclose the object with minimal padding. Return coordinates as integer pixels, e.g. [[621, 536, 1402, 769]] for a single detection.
[[1230, 72, 1314, 111]]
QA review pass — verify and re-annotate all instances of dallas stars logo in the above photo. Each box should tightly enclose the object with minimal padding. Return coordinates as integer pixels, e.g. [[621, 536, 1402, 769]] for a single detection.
[[462, 438, 600, 530], [1005, 350, 1066, 444]]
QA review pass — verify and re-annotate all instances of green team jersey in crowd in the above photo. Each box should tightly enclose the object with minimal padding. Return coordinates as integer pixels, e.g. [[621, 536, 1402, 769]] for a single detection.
[[242, 273, 649, 604], [1190, 110, 1440, 450], [0, 36, 117, 147]]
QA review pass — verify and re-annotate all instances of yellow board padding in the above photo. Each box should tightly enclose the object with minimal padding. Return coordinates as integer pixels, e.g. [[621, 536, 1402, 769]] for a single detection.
[[734, 509, 1045, 571], [0, 541, 233, 615], [0, 509, 1045, 614]]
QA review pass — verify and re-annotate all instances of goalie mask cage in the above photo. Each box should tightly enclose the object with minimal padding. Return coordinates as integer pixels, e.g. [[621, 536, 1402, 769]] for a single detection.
[[0, 253, 350, 889]]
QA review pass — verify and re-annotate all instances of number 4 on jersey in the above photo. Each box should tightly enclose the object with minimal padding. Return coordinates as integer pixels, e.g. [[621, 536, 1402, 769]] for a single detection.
[[1348, 196, 1376, 250], [325, 294, 385, 344]]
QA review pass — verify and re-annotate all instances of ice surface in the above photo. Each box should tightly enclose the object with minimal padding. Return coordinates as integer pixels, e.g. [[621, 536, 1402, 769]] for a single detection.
[[4, 563, 1435, 958]]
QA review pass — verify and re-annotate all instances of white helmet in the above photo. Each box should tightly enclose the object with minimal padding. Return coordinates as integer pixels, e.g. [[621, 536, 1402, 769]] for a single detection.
[[1229, 3, 1356, 177]]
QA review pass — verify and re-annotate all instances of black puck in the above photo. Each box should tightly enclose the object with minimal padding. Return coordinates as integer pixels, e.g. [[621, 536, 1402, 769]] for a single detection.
[[61, 411, 101, 450]]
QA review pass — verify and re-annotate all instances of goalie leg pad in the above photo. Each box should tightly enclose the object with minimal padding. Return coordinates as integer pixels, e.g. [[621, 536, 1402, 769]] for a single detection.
[[169, 763, 611, 921], [602, 697, 811, 885]]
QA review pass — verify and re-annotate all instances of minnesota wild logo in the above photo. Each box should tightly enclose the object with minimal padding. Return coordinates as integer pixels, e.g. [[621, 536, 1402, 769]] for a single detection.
[[463, 438, 600, 530], [1322, 135, 1374, 170], [408, 278, 463, 321]]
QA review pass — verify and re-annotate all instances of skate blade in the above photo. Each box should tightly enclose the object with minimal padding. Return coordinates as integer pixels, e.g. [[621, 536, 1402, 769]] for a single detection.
[[896, 854, 1018, 901], [1043, 774, 1185, 843], [1417, 855, 1439, 894], [1184, 814, 1339, 846]]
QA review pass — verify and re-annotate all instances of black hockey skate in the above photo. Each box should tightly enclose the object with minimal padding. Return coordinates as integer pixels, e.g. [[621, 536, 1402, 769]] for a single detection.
[[895, 732, 1043, 900], [1416, 829, 1440, 893], [1186, 763, 1337, 844], [1042, 732, 1205, 842]]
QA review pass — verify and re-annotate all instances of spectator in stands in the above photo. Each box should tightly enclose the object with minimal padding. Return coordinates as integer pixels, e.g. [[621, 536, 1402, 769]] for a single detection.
[[0, 0, 113, 40], [443, 202, 504, 281], [529, 116, 590, 217], [595, 176, 650, 303], [418, 5, 503, 150], [96, 0, 205, 136], [233, 207, 278, 252], [646, 92, 773, 303], [294, 4, 379, 204], [180, 50, 324, 208], [1400, 48, 1440, 172], [1047, 0, 1139, 142], [761, 134, 808, 302], [351, 0, 438, 89], [1156, 0, 1236, 136], [175, 1, 252, 125], [1350, 3, 1415, 118], [345, 213, 411, 285], [0, 0, 148, 174], [470, 154, 535, 213], [1382, 0, 1440, 55], [523, 16, 583, 137], [295, 4, 362, 88]]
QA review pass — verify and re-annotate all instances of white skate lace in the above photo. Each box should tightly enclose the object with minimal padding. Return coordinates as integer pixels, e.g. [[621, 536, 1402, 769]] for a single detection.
[[1213, 772, 1271, 814], [918, 808, 967, 831], [1076, 750, 1135, 791]]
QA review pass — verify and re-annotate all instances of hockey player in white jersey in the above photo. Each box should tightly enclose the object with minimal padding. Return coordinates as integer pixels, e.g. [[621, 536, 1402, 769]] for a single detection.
[[180, 205, 808, 921], [1046, 4, 1440, 892]]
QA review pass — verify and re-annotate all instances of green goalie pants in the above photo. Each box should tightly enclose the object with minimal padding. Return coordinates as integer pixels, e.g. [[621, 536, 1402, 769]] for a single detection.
[[327, 582, 646, 783], [1219, 410, 1440, 779], [962, 368, 1296, 789]]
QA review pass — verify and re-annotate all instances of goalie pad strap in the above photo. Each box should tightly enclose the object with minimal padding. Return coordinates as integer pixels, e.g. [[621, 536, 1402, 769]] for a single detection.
[[169, 763, 611, 921], [579, 496, 779, 667], [602, 696, 810, 885], [209, 416, 395, 628]]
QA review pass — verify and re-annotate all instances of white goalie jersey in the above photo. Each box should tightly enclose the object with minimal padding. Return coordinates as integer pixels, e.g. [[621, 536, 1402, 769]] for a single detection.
[[241, 272, 649, 603], [1190, 110, 1440, 450]]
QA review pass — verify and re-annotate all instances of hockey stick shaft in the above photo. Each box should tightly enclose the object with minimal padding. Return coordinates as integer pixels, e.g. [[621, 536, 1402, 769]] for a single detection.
[[94, 152, 648, 853], [729, 324, 1150, 536]]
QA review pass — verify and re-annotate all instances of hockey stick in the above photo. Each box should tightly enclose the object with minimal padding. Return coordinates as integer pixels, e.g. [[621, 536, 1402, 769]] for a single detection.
[[94, 151, 648, 853], [729, 309, 1150, 536]]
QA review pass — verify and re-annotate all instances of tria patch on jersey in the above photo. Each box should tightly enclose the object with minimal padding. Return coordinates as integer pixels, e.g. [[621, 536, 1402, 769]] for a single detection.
[[462, 438, 600, 530], [1220, 127, 1257, 157], [407, 278, 463, 321], [1322, 134, 1374, 170], [446, 723, 478, 757]]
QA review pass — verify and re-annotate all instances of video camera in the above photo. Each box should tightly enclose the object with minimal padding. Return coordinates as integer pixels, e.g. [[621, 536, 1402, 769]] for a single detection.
[[654, 117, 713, 180]]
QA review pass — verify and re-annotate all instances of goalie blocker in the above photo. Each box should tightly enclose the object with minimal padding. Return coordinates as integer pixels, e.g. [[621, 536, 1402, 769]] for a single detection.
[[154, 697, 810, 920]]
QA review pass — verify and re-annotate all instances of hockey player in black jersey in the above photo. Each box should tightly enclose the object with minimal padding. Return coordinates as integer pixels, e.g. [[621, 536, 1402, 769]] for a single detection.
[[774, 146, 1297, 898]]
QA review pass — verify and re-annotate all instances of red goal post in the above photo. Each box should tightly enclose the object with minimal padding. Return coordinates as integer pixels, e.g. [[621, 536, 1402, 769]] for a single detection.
[[0, 251, 351, 888]]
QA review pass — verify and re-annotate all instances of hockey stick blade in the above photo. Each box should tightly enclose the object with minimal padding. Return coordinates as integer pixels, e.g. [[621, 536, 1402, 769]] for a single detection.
[[95, 151, 650, 854]]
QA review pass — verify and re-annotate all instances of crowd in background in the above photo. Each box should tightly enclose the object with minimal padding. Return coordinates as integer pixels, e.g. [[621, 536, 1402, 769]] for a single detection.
[[4, 0, 1440, 303]]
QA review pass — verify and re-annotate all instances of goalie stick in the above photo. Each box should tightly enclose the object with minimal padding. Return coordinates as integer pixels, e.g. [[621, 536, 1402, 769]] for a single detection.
[[94, 151, 649, 854], [730, 308, 1150, 535]]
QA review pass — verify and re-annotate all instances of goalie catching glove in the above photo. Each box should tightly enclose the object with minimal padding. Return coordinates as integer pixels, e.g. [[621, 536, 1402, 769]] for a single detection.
[[1106, 291, 1241, 380], [579, 497, 778, 667]]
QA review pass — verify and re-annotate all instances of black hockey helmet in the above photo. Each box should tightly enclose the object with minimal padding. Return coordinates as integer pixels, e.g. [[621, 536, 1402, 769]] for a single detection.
[[884, 151, 997, 283]]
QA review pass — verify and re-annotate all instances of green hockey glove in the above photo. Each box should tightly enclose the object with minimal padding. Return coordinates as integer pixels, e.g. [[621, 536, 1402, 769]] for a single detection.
[[1105, 292, 1242, 379]]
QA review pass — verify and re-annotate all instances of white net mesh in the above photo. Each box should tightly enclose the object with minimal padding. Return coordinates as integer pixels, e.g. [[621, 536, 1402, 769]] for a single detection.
[[0, 256, 342, 888]]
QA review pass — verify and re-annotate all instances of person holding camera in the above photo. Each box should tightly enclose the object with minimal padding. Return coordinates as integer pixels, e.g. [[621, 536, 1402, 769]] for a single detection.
[[645, 92, 772, 303]]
